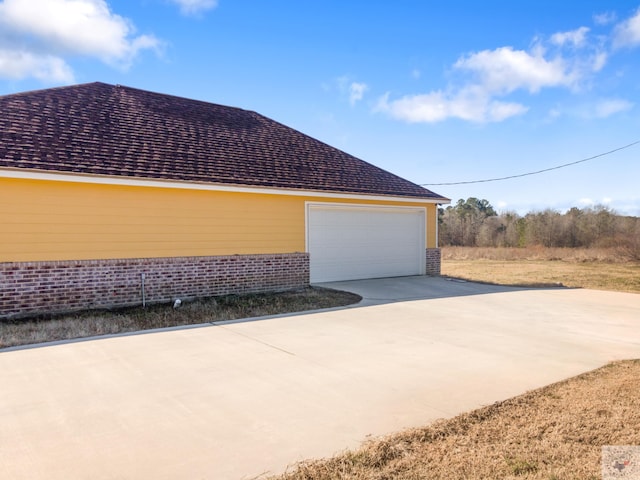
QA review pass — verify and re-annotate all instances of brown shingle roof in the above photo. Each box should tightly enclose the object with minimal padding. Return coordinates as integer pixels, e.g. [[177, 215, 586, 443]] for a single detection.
[[0, 82, 447, 200]]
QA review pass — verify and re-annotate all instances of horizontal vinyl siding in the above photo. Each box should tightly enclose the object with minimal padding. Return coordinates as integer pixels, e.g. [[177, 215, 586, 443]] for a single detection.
[[0, 177, 439, 262], [1, 178, 301, 261]]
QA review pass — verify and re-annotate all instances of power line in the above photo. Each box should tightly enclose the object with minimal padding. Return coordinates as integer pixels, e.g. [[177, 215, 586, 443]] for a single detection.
[[420, 139, 640, 186]]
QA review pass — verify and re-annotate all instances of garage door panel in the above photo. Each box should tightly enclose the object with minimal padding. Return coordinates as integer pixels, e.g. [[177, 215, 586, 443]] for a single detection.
[[307, 204, 426, 282]]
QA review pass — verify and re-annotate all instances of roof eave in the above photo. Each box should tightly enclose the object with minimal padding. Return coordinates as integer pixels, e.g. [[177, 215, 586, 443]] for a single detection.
[[0, 167, 450, 204]]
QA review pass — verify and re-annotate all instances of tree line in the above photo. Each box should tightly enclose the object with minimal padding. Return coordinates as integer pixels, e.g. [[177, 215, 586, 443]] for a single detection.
[[438, 197, 640, 254]]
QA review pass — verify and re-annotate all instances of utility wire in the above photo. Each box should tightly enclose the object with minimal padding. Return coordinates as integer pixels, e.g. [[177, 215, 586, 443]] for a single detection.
[[421, 139, 640, 186]]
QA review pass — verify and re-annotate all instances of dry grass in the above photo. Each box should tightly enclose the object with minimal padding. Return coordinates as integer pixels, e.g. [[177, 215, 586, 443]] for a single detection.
[[442, 246, 640, 293], [272, 360, 640, 480], [441, 246, 633, 263], [0, 287, 361, 349]]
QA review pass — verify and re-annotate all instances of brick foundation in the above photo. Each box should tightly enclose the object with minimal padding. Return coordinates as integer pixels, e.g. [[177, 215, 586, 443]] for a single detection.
[[426, 248, 441, 276], [0, 253, 309, 319]]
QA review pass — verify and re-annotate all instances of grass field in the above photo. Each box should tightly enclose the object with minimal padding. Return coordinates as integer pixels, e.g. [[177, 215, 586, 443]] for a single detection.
[[441, 246, 640, 293], [271, 360, 640, 480]]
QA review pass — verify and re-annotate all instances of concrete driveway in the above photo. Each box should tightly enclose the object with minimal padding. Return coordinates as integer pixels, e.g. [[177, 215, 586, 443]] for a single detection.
[[1, 277, 639, 479]]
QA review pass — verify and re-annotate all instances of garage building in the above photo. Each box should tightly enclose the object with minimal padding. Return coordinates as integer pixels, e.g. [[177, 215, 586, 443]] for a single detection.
[[0, 82, 449, 318]]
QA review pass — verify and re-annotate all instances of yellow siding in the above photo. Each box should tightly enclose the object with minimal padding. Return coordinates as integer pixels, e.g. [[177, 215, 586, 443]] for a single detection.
[[0, 177, 439, 262]]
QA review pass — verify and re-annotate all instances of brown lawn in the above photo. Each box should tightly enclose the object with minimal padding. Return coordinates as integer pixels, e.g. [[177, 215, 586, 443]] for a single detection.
[[271, 360, 640, 480], [441, 246, 640, 293]]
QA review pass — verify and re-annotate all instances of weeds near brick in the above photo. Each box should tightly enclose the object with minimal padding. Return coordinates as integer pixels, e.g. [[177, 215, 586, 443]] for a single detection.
[[0, 287, 361, 349]]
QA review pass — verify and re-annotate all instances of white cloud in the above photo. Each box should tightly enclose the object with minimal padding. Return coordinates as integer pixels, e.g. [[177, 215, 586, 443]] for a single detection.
[[169, 0, 218, 16], [0, 48, 74, 82], [487, 100, 529, 121], [376, 9, 640, 125], [551, 26, 590, 47], [0, 0, 161, 82], [594, 11, 616, 26], [549, 98, 633, 120], [375, 87, 528, 124], [348, 81, 368, 105], [613, 7, 640, 48], [376, 91, 448, 123], [590, 51, 608, 72], [334, 75, 369, 106], [454, 46, 579, 94], [582, 198, 617, 209], [593, 98, 633, 118], [547, 107, 562, 119], [376, 44, 578, 124]]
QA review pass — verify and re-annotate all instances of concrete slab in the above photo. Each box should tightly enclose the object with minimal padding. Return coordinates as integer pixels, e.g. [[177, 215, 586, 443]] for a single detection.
[[317, 275, 534, 305], [1, 278, 639, 479]]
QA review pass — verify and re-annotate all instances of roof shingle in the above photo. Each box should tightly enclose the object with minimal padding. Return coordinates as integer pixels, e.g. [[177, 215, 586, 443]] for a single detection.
[[0, 82, 447, 200]]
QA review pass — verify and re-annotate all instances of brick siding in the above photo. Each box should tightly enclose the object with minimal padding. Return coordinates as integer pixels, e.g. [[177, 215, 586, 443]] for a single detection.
[[0, 253, 309, 319], [426, 248, 441, 276]]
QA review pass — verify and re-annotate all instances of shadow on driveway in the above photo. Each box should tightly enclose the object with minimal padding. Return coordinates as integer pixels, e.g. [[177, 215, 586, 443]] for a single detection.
[[316, 275, 567, 306], [1, 276, 565, 353]]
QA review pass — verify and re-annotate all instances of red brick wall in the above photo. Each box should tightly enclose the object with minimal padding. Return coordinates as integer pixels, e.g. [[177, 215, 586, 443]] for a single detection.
[[0, 253, 309, 319], [426, 248, 441, 276]]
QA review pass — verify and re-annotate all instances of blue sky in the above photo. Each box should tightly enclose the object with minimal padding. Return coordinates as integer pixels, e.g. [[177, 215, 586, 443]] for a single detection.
[[1, 1, 640, 215]]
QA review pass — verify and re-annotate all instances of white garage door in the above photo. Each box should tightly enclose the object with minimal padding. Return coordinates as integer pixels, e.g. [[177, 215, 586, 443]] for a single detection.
[[307, 203, 426, 283]]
